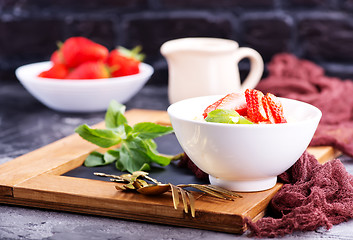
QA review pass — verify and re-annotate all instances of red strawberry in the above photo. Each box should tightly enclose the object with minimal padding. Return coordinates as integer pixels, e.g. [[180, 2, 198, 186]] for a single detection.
[[203, 97, 225, 118], [217, 92, 247, 116], [262, 96, 275, 124], [50, 50, 64, 65], [106, 46, 145, 77], [65, 61, 110, 79], [203, 92, 247, 118], [245, 89, 268, 123], [61, 37, 109, 68], [38, 64, 68, 79], [264, 93, 287, 123]]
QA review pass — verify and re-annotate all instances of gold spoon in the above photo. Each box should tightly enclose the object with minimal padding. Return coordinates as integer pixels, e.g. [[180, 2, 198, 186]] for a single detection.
[[136, 183, 171, 195]]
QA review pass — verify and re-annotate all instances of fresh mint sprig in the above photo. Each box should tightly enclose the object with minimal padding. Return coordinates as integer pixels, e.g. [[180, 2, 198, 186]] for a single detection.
[[75, 100, 175, 173], [205, 109, 254, 124]]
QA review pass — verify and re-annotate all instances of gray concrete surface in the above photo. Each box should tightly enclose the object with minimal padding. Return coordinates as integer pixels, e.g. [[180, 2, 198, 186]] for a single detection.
[[1, 82, 353, 240]]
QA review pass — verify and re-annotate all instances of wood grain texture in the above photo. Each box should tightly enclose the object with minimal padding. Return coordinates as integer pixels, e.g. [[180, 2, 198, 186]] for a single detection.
[[0, 109, 340, 234]]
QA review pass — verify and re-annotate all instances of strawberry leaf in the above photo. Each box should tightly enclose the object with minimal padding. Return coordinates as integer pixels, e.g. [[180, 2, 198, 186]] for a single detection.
[[118, 46, 145, 62]]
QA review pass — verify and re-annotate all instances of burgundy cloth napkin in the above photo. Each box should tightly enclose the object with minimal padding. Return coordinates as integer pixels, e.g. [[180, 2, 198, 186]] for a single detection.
[[257, 53, 353, 157], [178, 53, 353, 237], [245, 151, 353, 237], [179, 151, 353, 237]]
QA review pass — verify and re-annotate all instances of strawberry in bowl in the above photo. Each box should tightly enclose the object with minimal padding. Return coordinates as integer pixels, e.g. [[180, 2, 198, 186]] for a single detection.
[[106, 46, 145, 77], [203, 89, 287, 124], [15, 37, 153, 112], [37, 37, 145, 80], [168, 90, 322, 192]]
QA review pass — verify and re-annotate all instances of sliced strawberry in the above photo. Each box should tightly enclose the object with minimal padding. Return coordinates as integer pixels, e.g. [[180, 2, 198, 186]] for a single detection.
[[217, 92, 247, 115], [262, 96, 275, 124], [264, 93, 287, 123], [38, 64, 68, 79], [203, 97, 224, 118], [245, 89, 268, 123], [203, 92, 247, 118]]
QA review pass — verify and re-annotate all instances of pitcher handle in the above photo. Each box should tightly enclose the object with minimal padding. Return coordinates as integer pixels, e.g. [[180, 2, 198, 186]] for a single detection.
[[234, 47, 264, 91]]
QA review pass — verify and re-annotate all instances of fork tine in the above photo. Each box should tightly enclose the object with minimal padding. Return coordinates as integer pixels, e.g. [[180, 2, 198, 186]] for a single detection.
[[177, 187, 188, 214], [198, 185, 237, 199], [205, 185, 242, 198], [178, 184, 242, 200], [186, 191, 195, 217], [188, 184, 233, 200], [169, 184, 179, 209]]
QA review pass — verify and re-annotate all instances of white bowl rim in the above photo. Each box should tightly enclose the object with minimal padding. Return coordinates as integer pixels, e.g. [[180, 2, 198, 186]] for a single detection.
[[167, 95, 322, 128], [15, 61, 154, 86]]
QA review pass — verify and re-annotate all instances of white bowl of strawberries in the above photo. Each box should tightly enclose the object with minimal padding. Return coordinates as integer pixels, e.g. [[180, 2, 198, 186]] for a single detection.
[[168, 89, 322, 192], [15, 37, 153, 112]]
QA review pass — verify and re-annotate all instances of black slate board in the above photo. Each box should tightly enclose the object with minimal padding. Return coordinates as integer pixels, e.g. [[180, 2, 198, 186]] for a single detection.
[[63, 134, 209, 185]]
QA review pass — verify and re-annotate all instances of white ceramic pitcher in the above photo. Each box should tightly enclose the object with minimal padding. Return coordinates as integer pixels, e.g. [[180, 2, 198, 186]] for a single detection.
[[160, 38, 264, 103]]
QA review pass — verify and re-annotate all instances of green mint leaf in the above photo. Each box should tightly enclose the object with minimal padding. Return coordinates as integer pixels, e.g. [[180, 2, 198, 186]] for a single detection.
[[144, 138, 157, 150], [83, 150, 119, 167], [117, 138, 152, 173], [144, 138, 171, 166], [104, 149, 120, 164], [205, 109, 240, 124], [146, 148, 171, 166], [133, 122, 174, 139], [114, 149, 126, 171], [115, 137, 170, 173], [124, 123, 133, 137], [84, 150, 119, 168], [105, 100, 127, 130], [84, 151, 105, 167], [139, 163, 151, 171], [75, 124, 122, 148], [77, 102, 175, 173], [239, 116, 254, 124]]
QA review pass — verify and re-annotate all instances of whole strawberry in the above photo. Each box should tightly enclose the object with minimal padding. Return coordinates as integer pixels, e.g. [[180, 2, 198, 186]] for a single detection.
[[66, 61, 110, 79], [106, 46, 145, 77], [50, 50, 64, 65], [60, 37, 109, 68], [38, 64, 68, 79]]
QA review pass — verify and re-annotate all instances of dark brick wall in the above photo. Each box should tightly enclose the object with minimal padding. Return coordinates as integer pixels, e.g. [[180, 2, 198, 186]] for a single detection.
[[2, 0, 353, 84]]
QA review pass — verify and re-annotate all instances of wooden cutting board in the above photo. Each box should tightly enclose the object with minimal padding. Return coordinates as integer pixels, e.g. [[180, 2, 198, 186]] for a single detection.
[[0, 109, 340, 234]]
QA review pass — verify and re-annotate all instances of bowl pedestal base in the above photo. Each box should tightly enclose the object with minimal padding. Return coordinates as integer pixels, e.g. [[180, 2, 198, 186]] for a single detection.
[[209, 175, 277, 192]]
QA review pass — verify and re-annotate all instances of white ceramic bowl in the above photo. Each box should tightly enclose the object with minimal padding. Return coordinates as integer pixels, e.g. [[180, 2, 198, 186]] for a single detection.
[[168, 95, 322, 192], [15, 61, 154, 112]]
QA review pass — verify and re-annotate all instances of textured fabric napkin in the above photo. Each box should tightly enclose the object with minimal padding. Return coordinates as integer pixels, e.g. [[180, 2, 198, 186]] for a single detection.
[[257, 53, 353, 157], [245, 151, 353, 237], [178, 53, 353, 237]]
